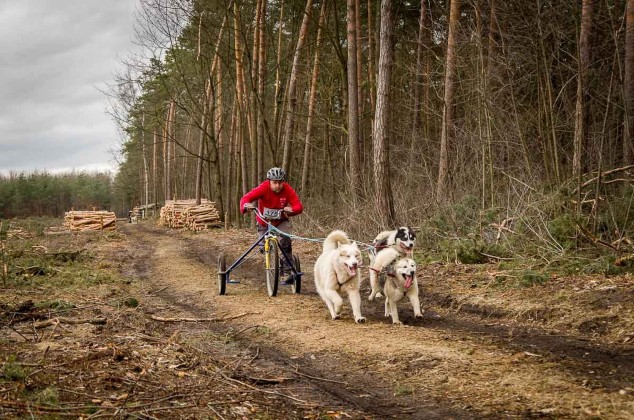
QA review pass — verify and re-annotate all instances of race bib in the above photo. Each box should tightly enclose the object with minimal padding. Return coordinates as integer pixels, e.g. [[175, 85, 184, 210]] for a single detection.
[[262, 207, 282, 219]]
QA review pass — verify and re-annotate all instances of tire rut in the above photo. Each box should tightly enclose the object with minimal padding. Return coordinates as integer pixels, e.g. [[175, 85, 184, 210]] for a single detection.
[[119, 223, 634, 418], [121, 224, 474, 419]]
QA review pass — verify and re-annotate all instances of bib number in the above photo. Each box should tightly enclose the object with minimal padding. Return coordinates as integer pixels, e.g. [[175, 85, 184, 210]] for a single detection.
[[262, 207, 282, 220]]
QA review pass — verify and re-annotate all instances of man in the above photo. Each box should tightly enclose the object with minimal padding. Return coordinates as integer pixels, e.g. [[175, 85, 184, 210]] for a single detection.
[[240, 167, 304, 280]]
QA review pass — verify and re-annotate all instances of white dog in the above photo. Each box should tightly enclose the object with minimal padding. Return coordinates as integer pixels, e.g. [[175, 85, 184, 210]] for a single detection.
[[380, 257, 422, 324], [369, 227, 416, 300], [313, 230, 366, 323]]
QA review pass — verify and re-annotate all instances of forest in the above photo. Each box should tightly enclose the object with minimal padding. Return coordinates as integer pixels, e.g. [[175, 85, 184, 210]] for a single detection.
[[109, 0, 634, 261], [0, 172, 113, 219]]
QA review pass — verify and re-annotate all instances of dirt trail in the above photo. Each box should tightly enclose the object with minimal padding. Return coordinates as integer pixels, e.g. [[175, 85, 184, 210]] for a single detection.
[[121, 222, 634, 419]]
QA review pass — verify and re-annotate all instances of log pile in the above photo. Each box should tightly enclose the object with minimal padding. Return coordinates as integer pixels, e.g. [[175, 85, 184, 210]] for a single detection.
[[159, 199, 220, 230], [64, 211, 116, 231], [183, 203, 221, 231]]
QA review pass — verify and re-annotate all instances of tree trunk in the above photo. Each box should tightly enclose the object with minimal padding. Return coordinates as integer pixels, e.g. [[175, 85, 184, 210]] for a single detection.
[[141, 113, 149, 207], [256, 0, 267, 181], [367, 0, 376, 112], [281, 0, 313, 173], [537, 0, 560, 184], [373, 0, 396, 227], [195, 78, 210, 205], [573, 0, 594, 180], [625, 0, 634, 165], [153, 129, 157, 205], [233, 3, 255, 189], [411, 0, 426, 133], [301, 0, 327, 195], [250, 0, 262, 186], [273, 3, 285, 149], [355, 0, 365, 168], [347, 0, 362, 198], [165, 100, 176, 201], [436, 0, 460, 200]]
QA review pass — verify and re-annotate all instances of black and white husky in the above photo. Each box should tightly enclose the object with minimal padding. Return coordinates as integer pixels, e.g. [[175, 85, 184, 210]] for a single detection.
[[368, 227, 416, 301]]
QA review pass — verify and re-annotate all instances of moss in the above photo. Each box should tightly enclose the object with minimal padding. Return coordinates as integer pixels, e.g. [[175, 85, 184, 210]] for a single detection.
[[518, 270, 549, 287], [36, 300, 75, 311], [34, 386, 59, 405], [123, 297, 139, 308], [2, 355, 27, 381]]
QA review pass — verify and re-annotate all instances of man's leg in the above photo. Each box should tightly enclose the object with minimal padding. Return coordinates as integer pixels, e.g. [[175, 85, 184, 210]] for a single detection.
[[276, 220, 293, 277], [257, 225, 266, 253]]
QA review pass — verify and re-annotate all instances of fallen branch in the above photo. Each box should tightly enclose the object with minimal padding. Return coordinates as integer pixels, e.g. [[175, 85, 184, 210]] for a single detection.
[[216, 368, 308, 405], [571, 164, 634, 194], [293, 368, 349, 385], [149, 312, 258, 323], [32, 317, 107, 329], [576, 223, 619, 252]]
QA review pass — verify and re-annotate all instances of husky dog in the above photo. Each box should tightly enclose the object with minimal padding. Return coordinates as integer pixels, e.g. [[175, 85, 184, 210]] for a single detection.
[[313, 230, 366, 323], [380, 257, 422, 324], [369, 227, 416, 300]]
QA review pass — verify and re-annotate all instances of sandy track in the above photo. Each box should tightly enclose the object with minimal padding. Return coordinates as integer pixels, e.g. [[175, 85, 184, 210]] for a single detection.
[[121, 222, 634, 419]]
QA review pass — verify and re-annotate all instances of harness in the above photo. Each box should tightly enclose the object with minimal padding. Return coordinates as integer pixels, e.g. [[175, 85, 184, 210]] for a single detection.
[[369, 264, 396, 278], [336, 270, 358, 288]]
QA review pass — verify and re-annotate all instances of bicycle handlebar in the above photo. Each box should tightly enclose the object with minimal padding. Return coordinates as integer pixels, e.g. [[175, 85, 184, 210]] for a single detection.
[[249, 206, 286, 221]]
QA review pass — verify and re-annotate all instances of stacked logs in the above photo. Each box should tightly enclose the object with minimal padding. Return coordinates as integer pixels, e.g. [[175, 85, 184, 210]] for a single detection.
[[64, 211, 116, 231], [159, 199, 220, 230], [183, 203, 221, 231]]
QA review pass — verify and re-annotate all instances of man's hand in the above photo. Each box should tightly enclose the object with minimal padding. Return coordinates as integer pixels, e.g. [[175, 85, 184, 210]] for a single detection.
[[243, 203, 256, 211], [283, 206, 292, 214]]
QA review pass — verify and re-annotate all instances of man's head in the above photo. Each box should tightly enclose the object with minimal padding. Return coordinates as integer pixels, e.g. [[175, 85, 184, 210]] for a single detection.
[[267, 167, 285, 193]]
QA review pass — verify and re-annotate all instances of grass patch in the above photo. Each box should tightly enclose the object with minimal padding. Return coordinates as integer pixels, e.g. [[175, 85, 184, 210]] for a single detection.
[[33, 386, 59, 405], [123, 297, 139, 308], [36, 299, 76, 311], [2, 355, 27, 381], [394, 383, 414, 397]]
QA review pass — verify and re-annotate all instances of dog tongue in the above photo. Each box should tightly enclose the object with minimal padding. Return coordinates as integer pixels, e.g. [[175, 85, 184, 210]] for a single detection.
[[404, 275, 413, 289], [348, 266, 357, 276]]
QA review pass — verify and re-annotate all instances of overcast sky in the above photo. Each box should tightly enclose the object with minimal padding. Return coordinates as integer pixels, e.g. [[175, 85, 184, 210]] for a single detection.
[[0, 1, 140, 176]]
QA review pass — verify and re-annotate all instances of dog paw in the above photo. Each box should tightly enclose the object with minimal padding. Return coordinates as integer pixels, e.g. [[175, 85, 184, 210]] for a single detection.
[[414, 313, 424, 319], [368, 294, 375, 301], [331, 315, 341, 320], [375, 292, 383, 298], [392, 320, 403, 325], [355, 317, 366, 324]]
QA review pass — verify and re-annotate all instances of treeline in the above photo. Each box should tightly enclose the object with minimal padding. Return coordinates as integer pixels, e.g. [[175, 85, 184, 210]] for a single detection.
[[109, 0, 633, 247], [0, 172, 113, 218]]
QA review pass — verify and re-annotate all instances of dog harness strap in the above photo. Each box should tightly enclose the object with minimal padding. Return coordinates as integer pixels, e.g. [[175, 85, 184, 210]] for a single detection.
[[336, 277, 350, 287], [371, 266, 396, 277], [386, 263, 396, 278]]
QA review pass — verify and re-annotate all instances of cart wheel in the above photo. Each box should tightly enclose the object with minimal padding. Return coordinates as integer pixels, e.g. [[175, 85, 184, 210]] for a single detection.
[[265, 240, 280, 297], [217, 252, 227, 295], [291, 254, 302, 294]]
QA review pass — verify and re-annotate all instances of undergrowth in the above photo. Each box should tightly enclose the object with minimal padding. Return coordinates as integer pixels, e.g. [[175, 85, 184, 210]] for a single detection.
[[0, 222, 126, 290], [300, 183, 634, 287]]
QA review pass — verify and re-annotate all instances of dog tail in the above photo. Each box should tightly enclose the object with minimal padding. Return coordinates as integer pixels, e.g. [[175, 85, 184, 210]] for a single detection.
[[323, 230, 351, 252]]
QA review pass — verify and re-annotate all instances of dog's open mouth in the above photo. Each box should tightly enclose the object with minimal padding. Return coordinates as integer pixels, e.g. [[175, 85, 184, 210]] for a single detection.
[[404, 275, 413, 289], [400, 243, 413, 254], [345, 264, 357, 277]]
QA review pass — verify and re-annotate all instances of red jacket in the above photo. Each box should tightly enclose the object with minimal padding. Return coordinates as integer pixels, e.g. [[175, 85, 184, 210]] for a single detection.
[[240, 180, 304, 227]]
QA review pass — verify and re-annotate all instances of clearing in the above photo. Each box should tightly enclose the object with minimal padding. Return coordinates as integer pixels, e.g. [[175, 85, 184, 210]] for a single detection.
[[1, 221, 633, 418]]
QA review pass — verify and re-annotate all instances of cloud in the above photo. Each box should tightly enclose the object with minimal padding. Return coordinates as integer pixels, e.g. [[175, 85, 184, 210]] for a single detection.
[[0, 0, 140, 175]]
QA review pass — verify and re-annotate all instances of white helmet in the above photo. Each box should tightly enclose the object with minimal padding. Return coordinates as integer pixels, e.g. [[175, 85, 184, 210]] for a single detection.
[[266, 167, 286, 181]]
